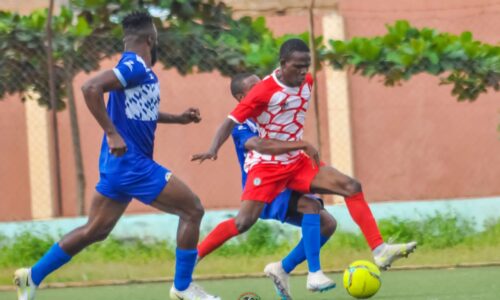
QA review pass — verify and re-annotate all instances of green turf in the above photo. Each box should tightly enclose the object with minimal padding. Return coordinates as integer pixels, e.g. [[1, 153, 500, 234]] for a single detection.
[[2, 244, 499, 285], [1, 267, 499, 300]]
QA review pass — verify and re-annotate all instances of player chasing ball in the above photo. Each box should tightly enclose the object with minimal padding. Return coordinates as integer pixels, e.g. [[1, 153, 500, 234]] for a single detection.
[[192, 39, 417, 299], [197, 72, 338, 298], [14, 11, 219, 300]]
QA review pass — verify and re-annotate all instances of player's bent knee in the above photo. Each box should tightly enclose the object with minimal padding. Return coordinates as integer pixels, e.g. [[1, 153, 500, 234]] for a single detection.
[[297, 197, 322, 214], [181, 196, 205, 223], [320, 213, 337, 237], [82, 226, 112, 244], [192, 196, 205, 217], [235, 216, 256, 233], [326, 217, 337, 237], [310, 200, 322, 214], [344, 178, 362, 196]]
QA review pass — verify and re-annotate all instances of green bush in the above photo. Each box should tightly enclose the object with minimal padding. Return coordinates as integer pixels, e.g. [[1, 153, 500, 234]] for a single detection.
[[0, 213, 498, 268], [323, 20, 500, 101], [378, 212, 475, 249], [0, 231, 55, 267]]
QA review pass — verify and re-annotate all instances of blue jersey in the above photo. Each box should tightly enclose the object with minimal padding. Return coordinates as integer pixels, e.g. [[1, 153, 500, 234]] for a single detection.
[[231, 120, 259, 188], [99, 52, 160, 174]]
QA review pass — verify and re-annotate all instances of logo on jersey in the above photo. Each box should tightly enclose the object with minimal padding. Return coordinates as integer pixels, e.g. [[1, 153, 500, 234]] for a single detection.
[[165, 172, 173, 182], [124, 83, 160, 121], [253, 177, 262, 186], [124, 60, 134, 71]]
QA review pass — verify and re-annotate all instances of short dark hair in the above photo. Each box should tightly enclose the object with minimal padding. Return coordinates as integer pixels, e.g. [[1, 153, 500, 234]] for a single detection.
[[230, 73, 254, 98], [279, 38, 310, 61], [122, 11, 154, 36]]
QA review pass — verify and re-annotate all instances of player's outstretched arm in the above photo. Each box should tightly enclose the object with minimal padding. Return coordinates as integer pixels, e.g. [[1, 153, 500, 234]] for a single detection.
[[158, 108, 202, 124], [245, 138, 320, 166], [191, 118, 236, 163], [82, 70, 127, 156]]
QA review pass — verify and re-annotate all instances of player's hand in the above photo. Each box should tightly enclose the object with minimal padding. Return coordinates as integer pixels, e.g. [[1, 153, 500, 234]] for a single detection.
[[107, 132, 127, 157], [179, 107, 202, 124], [191, 150, 217, 163], [303, 142, 320, 168]]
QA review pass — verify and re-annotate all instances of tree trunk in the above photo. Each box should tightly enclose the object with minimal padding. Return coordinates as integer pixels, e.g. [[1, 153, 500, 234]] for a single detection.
[[65, 59, 86, 216]]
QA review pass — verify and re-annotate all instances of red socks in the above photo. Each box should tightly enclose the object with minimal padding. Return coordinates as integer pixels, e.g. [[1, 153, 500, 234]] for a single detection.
[[197, 218, 240, 259], [344, 192, 384, 250], [198, 194, 383, 257]]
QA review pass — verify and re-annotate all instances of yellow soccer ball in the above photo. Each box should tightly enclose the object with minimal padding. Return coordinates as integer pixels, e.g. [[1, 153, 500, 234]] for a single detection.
[[343, 260, 381, 299]]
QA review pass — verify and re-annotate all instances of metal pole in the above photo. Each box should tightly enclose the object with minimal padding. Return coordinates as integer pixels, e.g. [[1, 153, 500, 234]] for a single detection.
[[46, 0, 63, 217], [308, 0, 322, 154]]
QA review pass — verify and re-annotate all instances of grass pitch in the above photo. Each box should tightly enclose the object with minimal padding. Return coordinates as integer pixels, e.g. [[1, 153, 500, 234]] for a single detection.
[[1, 266, 499, 300]]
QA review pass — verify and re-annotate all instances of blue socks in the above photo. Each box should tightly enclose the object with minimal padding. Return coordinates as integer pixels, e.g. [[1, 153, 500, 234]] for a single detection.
[[31, 243, 72, 286], [282, 234, 330, 273], [174, 248, 198, 291], [282, 214, 328, 273], [30, 244, 198, 291]]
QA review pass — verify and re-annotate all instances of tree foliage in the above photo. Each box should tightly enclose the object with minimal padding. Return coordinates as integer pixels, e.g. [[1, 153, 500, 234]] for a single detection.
[[0, 7, 120, 108], [323, 20, 500, 101], [0, 5, 498, 106], [0, 0, 279, 108]]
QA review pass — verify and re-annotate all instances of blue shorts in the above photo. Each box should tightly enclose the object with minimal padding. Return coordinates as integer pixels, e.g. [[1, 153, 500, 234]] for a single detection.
[[96, 159, 171, 205], [259, 190, 324, 225]]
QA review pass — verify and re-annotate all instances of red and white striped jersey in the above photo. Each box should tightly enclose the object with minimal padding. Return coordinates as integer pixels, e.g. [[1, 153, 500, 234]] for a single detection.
[[229, 70, 313, 171]]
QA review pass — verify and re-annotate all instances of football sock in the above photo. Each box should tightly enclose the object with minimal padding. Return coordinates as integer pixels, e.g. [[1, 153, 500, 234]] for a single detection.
[[345, 192, 384, 250], [174, 248, 198, 291], [282, 234, 330, 274], [301, 214, 321, 272], [197, 218, 239, 259], [372, 243, 388, 256], [31, 243, 72, 286]]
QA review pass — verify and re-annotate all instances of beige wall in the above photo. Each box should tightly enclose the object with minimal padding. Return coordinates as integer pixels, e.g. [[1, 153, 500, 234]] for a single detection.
[[339, 0, 500, 201], [0, 0, 68, 14]]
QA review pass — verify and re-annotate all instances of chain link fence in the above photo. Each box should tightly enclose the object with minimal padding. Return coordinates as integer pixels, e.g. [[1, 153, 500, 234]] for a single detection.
[[1, 1, 499, 223]]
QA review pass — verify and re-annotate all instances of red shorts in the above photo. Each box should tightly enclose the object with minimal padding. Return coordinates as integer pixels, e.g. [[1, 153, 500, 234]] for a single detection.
[[242, 154, 322, 203]]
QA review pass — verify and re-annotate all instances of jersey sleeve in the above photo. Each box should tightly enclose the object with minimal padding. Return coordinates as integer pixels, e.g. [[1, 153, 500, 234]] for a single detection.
[[229, 83, 269, 124], [113, 55, 148, 88], [232, 124, 258, 151]]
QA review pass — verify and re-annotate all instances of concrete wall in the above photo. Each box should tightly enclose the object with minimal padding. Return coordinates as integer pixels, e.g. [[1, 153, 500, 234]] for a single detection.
[[1, 0, 499, 221], [0, 95, 32, 219]]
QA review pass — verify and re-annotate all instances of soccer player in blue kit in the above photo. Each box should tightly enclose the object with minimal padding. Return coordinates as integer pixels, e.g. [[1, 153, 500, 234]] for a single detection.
[[14, 12, 219, 300]]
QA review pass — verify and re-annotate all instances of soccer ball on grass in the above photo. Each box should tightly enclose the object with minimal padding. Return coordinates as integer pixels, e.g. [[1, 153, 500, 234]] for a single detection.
[[343, 260, 381, 299]]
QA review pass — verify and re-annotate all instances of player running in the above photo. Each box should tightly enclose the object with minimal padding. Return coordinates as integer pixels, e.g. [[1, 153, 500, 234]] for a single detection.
[[14, 12, 219, 300], [192, 39, 417, 295], [197, 73, 338, 298]]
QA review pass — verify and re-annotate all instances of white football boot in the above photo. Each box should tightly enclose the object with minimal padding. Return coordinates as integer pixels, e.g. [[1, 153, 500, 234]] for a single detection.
[[306, 270, 336, 292], [14, 268, 36, 300], [264, 261, 291, 300], [169, 282, 221, 300], [373, 241, 418, 270]]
